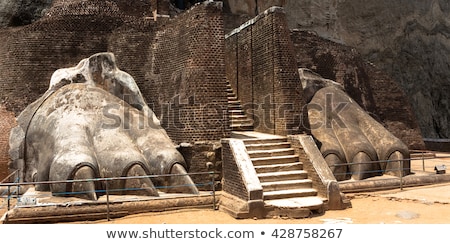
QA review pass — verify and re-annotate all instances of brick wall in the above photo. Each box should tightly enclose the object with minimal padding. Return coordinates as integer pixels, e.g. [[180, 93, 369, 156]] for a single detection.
[[224, 34, 238, 91], [272, 12, 306, 135], [178, 141, 223, 191], [147, 2, 229, 143], [0, 2, 128, 115], [0, 106, 16, 181], [225, 7, 307, 136], [51, 0, 155, 17], [251, 10, 275, 134], [221, 140, 251, 201], [290, 30, 425, 149]]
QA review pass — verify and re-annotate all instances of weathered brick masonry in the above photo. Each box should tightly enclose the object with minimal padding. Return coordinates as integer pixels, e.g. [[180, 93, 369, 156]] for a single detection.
[[148, 3, 229, 144], [221, 141, 249, 200], [144, 2, 229, 186], [225, 7, 307, 136], [0, 106, 16, 181]]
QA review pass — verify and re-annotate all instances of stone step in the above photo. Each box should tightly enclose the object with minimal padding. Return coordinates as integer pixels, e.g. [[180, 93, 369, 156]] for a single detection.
[[242, 137, 287, 145], [254, 162, 303, 173], [261, 179, 313, 192], [230, 124, 254, 131], [230, 120, 252, 125], [248, 148, 295, 158], [228, 104, 243, 110], [265, 196, 324, 211], [230, 121, 253, 127], [263, 188, 318, 201], [229, 116, 250, 122], [227, 99, 241, 105], [228, 109, 245, 115], [231, 121, 251, 126], [251, 155, 300, 166], [230, 119, 253, 125], [257, 170, 308, 182], [245, 142, 292, 151]]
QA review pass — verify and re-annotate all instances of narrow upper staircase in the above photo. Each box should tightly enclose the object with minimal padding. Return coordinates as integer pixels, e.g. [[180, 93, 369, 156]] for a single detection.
[[236, 132, 325, 218], [226, 83, 254, 131]]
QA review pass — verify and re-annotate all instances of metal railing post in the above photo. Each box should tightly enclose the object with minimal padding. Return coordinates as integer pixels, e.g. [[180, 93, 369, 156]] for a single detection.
[[211, 172, 216, 210], [422, 152, 425, 172], [7, 185, 10, 211], [400, 160, 404, 191], [17, 170, 20, 201], [105, 180, 111, 221]]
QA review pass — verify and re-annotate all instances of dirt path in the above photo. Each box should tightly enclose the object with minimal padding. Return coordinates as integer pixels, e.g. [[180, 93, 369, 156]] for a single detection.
[[80, 191, 450, 224]]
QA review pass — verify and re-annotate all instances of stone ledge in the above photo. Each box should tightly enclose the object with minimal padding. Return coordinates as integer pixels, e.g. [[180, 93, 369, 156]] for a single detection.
[[1, 190, 217, 224], [339, 174, 450, 193]]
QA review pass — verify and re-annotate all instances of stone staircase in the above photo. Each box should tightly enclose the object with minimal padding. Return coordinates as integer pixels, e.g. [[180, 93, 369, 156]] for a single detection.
[[225, 82, 325, 217], [226, 84, 254, 131], [239, 134, 324, 217]]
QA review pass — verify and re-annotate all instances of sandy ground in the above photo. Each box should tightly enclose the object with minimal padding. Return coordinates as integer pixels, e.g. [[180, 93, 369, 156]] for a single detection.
[[1, 184, 450, 224], [73, 184, 450, 225]]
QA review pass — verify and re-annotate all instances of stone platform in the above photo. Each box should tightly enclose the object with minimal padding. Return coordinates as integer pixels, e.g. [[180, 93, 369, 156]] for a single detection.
[[1, 188, 217, 224]]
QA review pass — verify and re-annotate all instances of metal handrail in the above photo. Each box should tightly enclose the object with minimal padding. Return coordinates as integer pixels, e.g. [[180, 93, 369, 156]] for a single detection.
[[0, 171, 217, 187]]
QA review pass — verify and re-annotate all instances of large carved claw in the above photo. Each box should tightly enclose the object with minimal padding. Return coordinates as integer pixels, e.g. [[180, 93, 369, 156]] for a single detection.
[[71, 166, 98, 201], [124, 164, 159, 197], [324, 153, 348, 181], [164, 163, 200, 194], [350, 152, 380, 181], [384, 151, 407, 177]]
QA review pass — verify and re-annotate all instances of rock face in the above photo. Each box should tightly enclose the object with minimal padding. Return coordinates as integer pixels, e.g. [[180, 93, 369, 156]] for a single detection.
[[0, 0, 52, 27], [283, 0, 450, 139]]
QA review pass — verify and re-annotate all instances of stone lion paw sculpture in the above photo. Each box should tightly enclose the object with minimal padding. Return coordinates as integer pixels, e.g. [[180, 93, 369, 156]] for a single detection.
[[9, 52, 199, 200], [299, 68, 411, 181]]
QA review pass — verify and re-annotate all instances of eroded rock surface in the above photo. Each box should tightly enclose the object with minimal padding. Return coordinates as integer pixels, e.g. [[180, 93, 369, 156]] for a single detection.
[[0, 0, 52, 27]]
